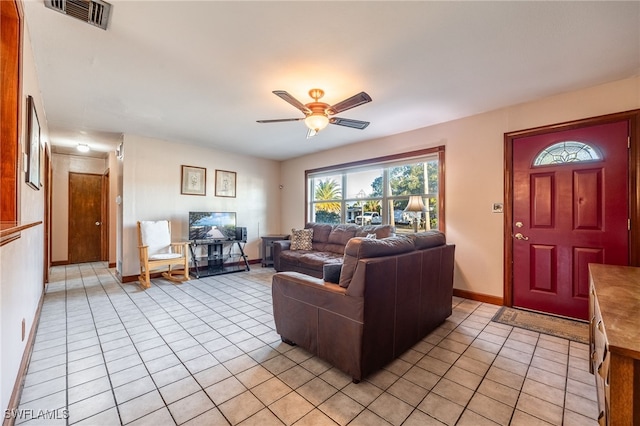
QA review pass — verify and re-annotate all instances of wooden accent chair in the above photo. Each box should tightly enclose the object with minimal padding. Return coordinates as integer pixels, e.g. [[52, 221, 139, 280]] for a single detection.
[[137, 220, 190, 289]]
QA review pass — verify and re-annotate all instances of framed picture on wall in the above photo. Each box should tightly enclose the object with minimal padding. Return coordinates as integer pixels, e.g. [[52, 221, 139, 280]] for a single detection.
[[181, 165, 206, 196], [26, 95, 40, 190], [215, 169, 236, 198]]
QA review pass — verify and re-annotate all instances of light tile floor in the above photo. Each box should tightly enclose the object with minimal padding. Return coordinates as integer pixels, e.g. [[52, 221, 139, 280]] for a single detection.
[[11, 263, 599, 425]]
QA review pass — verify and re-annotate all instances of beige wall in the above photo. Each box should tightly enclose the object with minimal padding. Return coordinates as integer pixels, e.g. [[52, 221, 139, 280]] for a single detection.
[[0, 19, 48, 412], [107, 149, 120, 266], [119, 135, 282, 278], [280, 76, 640, 300], [51, 154, 109, 263]]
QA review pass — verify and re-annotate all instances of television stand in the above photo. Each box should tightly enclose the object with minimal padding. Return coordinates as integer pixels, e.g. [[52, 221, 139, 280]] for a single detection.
[[189, 239, 250, 278]]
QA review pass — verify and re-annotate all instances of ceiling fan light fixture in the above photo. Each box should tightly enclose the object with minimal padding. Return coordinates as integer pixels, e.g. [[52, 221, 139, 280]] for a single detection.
[[258, 89, 372, 136], [304, 113, 329, 132]]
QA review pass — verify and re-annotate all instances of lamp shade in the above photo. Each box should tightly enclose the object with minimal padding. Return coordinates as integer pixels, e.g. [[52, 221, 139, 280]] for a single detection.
[[304, 114, 329, 132], [404, 195, 426, 212]]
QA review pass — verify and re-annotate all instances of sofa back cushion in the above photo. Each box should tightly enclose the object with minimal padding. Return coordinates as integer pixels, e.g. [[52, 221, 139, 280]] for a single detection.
[[305, 223, 332, 243], [328, 225, 358, 245], [355, 225, 395, 239], [339, 236, 416, 288], [408, 230, 446, 250]]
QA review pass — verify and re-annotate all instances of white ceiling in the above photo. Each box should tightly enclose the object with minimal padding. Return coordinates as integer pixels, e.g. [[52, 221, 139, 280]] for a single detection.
[[23, 1, 640, 161]]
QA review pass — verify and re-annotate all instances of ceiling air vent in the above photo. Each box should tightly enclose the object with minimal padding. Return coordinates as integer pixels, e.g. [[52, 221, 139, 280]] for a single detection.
[[44, 0, 111, 30]]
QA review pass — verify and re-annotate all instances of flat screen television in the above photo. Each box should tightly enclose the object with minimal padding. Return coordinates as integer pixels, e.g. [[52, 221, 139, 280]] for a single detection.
[[189, 212, 236, 241]]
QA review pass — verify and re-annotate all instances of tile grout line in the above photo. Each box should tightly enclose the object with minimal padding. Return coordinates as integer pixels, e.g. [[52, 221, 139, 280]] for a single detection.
[[181, 272, 331, 425], [64, 265, 69, 426], [504, 321, 540, 426], [97, 264, 185, 425], [75, 262, 125, 425], [20, 265, 599, 426], [103, 266, 282, 423]]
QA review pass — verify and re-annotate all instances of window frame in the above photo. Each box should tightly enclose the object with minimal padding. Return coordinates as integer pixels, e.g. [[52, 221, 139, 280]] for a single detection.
[[305, 146, 445, 231]]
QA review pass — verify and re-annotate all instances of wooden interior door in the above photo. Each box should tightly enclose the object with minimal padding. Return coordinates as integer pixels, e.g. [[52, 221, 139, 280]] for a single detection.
[[69, 172, 102, 263], [512, 121, 629, 320]]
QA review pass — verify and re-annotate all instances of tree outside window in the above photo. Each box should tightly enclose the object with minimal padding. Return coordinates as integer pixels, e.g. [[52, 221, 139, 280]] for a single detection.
[[313, 178, 341, 224]]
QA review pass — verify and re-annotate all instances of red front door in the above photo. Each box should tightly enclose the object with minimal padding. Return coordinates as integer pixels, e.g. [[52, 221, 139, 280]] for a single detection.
[[512, 121, 629, 320]]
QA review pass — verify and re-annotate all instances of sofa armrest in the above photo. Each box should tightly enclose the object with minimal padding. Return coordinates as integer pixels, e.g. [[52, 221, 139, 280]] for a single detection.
[[271, 271, 365, 380], [273, 240, 291, 271], [272, 272, 360, 320], [273, 271, 347, 296]]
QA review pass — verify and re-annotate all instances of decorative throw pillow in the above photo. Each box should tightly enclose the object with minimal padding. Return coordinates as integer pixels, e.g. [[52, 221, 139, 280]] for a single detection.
[[366, 233, 377, 239], [290, 228, 313, 250], [323, 263, 342, 284]]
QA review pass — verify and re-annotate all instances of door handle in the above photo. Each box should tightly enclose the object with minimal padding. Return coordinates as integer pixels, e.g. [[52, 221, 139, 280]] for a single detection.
[[95, 222, 101, 226], [514, 232, 529, 241]]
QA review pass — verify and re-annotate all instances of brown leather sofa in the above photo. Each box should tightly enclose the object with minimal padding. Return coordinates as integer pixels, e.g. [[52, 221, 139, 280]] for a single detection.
[[272, 222, 395, 278], [272, 231, 455, 382]]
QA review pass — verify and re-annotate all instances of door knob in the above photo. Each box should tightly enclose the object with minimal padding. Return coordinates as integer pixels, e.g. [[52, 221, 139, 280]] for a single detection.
[[514, 233, 529, 241], [95, 222, 101, 226]]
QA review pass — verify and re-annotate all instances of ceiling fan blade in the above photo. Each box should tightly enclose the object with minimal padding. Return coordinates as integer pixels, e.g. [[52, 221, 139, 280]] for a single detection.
[[256, 118, 304, 123], [327, 92, 372, 115], [273, 90, 311, 115], [329, 117, 370, 129]]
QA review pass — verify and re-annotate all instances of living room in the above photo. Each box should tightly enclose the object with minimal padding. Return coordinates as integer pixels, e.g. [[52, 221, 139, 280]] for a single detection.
[[2, 1, 640, 424]]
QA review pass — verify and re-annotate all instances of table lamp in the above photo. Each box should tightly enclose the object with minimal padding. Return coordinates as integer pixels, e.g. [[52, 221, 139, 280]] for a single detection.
[[404, 195, 426, 232]]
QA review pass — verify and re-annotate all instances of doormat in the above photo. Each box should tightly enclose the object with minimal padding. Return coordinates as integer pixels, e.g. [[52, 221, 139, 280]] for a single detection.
[[492, 307, 589, 344]]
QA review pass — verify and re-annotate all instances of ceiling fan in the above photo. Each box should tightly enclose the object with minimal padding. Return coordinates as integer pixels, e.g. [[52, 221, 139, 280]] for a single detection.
[[257, 89, 372, 138]]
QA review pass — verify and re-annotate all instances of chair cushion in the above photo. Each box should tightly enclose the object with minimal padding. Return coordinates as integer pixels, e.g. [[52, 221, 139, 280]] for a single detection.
[[149, 253, 183, 260], [140, 220, 172, 256]]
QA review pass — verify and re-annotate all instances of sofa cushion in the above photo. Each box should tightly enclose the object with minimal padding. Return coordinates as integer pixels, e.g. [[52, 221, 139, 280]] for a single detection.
[[291, 228, 313, 250], [280, 250, 343, 267], [408, 230, 446, 250], [355, 225, 395, 239], [300, 251, 343, 268], [328, 225, 358, 246], [339, 236, 416, 288], [306, 223, 332, 243], [313, 242, 348, 255], [323, 263, 343, 284]]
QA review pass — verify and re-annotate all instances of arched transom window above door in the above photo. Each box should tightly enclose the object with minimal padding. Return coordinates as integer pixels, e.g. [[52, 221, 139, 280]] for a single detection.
[[533, 141, 603, 166]]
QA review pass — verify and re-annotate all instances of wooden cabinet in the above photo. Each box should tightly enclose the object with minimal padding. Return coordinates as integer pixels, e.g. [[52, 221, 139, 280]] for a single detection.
[[261, 235, 288, 267], [589, 264, 640, 425]]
